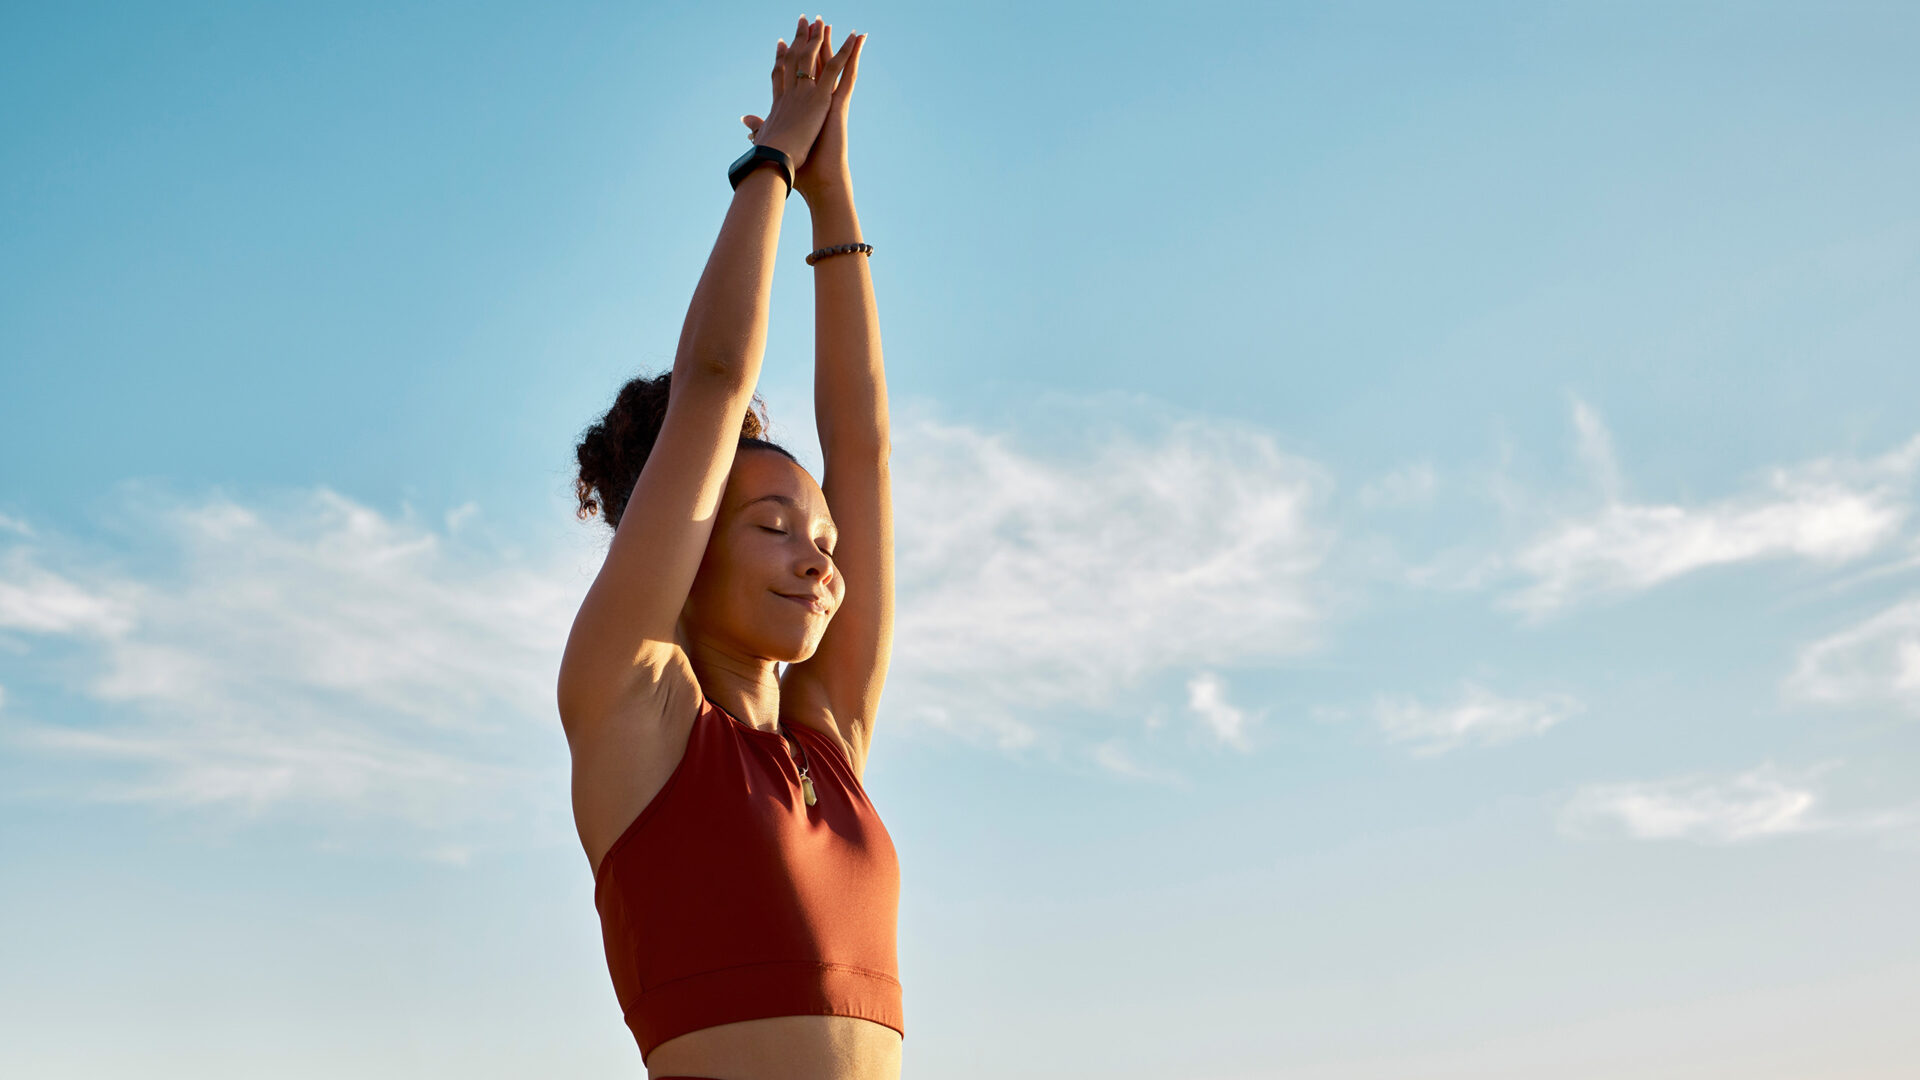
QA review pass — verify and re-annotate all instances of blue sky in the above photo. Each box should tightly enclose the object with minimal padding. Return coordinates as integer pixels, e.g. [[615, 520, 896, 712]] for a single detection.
[[4, 1, 1919, 1076]]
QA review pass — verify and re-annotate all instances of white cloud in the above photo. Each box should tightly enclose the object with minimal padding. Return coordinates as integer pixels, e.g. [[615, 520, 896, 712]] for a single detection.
[[1186, 670, 1255, 750], [1494, 404, 1917, 620], [1570, 397, 1625, 504], [1558, 763, 1916, 843], [0, 485, 585, 839], [0, 547, 140, 636], [1371, 680, 1580, 755], [1782, 595, 1920, 717], [886, 408, 1340, 753]]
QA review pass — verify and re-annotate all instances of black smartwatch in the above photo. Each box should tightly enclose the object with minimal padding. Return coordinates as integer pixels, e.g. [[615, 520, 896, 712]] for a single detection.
[[728, 144, 795, 196]]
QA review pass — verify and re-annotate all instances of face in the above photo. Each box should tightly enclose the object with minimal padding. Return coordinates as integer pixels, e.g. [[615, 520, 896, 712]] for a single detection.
[[682, 449, 844, 664]]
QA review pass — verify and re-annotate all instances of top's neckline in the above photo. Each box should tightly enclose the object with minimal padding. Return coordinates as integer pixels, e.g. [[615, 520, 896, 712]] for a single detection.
[[706, 696, 795, 741]]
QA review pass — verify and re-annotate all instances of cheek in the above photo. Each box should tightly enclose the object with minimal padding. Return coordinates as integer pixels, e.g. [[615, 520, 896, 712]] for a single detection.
[[742, 537, 792, 582]]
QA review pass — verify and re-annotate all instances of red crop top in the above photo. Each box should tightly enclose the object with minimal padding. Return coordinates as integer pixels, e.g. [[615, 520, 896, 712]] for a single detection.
[[592, 690, 904, 1064]]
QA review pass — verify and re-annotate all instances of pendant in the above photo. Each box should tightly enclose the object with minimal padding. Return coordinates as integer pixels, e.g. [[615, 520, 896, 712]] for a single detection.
[[802, 774, 818, 807]]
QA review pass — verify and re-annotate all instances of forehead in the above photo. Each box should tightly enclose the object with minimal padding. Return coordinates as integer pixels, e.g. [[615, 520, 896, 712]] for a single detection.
[[728, 453, 830, 521]]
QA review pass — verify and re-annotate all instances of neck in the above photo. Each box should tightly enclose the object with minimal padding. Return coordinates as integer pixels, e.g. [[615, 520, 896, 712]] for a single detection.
[[680, 633, 783, 733]]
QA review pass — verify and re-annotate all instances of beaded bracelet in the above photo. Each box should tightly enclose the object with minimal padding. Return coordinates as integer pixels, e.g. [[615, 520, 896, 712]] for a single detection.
[[806, 241, 874, 266]]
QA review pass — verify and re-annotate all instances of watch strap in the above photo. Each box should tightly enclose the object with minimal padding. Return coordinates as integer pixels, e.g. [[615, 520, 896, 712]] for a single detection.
[[728, 144, 796, 197]]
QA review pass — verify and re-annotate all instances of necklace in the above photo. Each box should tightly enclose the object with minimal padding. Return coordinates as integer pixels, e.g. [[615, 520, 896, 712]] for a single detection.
[[779, 722, 818, 807], [714, 699, 818, 807]]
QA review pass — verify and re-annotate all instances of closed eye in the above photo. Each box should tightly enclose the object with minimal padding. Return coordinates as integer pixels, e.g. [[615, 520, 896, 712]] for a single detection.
[[762, 525, 833, 557]]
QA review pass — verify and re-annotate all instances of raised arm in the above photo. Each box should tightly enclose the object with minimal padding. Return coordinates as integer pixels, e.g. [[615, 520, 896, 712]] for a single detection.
[[755, 27, 896, 773], [558, 20, 856, 728]]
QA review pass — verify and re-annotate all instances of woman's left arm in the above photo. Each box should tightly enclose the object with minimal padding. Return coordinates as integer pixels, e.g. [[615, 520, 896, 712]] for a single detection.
[[761, 28, 894, 770], [797, 184, 895, 765]]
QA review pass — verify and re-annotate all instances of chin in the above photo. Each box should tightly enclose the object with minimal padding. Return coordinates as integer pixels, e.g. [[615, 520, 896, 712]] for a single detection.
[[752, 629, 812, 665], [778, 632, 828, 665]]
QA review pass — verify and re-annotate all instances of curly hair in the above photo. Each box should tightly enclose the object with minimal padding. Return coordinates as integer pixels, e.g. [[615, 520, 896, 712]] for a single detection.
[[574, 369, 799, 531]]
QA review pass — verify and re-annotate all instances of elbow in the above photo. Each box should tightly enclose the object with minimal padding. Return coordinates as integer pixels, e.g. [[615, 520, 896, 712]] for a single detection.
[[674, 341, 759, 390]]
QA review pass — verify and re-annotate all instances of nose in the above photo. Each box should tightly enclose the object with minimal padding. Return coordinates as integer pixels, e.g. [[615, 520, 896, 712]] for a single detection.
[[798, 545, 833, 588]]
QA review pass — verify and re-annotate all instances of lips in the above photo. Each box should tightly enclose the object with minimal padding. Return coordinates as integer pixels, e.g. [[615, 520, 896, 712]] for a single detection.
[[776, 592, 827, 614]]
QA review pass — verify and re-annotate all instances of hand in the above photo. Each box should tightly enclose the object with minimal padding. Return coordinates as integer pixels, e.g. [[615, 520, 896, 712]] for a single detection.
[[741, 17, 865, 199]]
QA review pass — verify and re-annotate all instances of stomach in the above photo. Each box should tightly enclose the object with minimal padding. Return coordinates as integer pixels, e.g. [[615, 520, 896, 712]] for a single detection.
[[645, 1014, 902, 1080]]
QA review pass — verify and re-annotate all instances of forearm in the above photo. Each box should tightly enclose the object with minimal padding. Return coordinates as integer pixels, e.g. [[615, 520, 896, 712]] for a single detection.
[[809, 186, 890, 456], [673, 167, 790, 385]]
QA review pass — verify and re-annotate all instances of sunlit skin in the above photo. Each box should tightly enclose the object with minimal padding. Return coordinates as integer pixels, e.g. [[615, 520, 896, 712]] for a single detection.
[[562, 14, 903, 1079], [677, 448, 845, 731]]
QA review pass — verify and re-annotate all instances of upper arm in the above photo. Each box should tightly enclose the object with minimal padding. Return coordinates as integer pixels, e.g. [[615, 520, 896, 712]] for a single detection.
[[558, 369, 758, 727], [779, 447, 894, 772]]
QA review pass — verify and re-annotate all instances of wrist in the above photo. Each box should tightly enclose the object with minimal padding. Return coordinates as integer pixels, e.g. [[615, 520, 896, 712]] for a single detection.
[[732, 162, 792, 202], [729, 140, 799, 198], [753, 134, 809, 173], [799, 172, 854, 206], [806, 192, 859, 238]]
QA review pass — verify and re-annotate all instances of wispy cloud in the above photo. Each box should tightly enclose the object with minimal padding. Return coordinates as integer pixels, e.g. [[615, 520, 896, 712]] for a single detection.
[[1363, 680, 1580, 755], [1486, 401, 1917, 619], [1570, 398, 1625, 504], [887, 408, 1339, 753], [1782, 596, 1920, 717], [0, 485, 584, 842], [1186, 670, 1256, 750], [1561, 762, 1913, 843], [1086, 737, 1185, 786], [0, 547, 139, 636]]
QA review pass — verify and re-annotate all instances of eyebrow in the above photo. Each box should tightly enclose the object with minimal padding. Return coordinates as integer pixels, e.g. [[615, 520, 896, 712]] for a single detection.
[[741, 494, 838, 537]]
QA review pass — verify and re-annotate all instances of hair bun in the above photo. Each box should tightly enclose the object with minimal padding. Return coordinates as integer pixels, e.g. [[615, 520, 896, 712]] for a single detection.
[[572, 369, 793, 531]]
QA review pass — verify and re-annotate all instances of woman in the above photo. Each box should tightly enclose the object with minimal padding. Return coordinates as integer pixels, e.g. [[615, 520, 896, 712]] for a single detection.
[[559, 17, 900, 1080]]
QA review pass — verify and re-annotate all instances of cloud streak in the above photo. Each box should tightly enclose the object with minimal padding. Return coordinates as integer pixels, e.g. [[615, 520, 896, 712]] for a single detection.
[[1782, 596, 1920, 718], [1501, 413, 1916, 619], [1372, 681, 1581, 755], [1396, 401, 1920, 620], [1561, 763, 1913, 843]]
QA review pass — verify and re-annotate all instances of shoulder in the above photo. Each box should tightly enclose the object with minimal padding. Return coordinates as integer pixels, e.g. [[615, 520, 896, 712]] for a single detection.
[[570, 644, 705, 874]]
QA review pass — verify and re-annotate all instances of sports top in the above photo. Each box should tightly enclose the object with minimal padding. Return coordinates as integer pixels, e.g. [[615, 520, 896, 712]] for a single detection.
[[592, 690, 904, 1064]]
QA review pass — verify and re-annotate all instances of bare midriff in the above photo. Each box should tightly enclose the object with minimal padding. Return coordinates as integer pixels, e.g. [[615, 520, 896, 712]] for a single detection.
[[644, 1014, 902, 1080]]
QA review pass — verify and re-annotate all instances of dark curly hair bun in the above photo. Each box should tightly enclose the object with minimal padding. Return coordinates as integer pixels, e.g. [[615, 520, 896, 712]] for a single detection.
[[574, 369, 798, 531]]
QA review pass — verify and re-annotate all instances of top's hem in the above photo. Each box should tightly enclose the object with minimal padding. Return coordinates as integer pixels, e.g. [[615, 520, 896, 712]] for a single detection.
[[640, 957, 901, 995], [627, 959, 905, 1062]]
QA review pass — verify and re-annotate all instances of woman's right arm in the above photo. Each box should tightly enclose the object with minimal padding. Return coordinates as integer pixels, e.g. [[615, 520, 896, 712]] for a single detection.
[[556, 169, 789, 729], [557, 19, 856, 730]]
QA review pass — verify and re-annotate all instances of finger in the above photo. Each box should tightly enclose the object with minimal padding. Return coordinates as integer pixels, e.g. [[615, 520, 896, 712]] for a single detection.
[[797, 15, 824, 75], [831, 31, 863, 95], [781, 17, 804, 84], [770, 39, 788, 98], [818, 23, 832, 80]]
